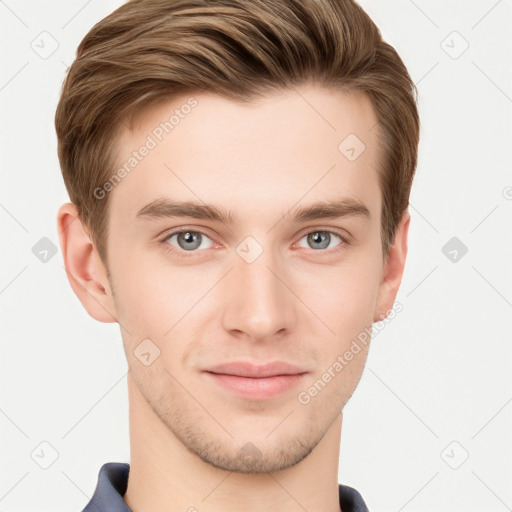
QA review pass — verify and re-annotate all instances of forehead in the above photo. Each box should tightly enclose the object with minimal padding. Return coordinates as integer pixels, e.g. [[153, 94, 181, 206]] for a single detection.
[[108, 84, 382, 228]]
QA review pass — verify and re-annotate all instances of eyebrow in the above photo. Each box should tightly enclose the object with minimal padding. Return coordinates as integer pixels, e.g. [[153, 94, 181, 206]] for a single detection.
[[135, 197, 371, 224]]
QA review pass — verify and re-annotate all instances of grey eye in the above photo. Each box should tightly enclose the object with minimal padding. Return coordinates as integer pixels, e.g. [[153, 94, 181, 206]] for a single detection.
[[166, 231, 213, 251], [298, 231, 342, 250]]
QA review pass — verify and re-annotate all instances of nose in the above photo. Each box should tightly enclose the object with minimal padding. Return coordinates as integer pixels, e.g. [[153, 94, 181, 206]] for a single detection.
[[221, 243, 298, 342]]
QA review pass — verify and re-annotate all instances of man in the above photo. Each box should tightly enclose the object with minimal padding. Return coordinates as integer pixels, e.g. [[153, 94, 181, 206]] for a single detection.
[[55, 0, 419, 510]]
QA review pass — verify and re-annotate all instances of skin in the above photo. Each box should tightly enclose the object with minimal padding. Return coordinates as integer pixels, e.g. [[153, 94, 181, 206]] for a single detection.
[[57, 83, 409, 512]]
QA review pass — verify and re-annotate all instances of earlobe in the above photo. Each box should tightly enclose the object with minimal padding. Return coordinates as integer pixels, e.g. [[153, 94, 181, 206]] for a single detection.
[[57, 202, 118, 323], [373, 210, 410, 323]]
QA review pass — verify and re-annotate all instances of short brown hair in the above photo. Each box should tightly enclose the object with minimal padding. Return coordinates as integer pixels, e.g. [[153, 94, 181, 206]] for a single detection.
[[55, 0, 420, 267]]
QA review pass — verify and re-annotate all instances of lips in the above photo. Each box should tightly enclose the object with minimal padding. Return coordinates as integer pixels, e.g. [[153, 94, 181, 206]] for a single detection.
[[203, 361, 309, 400], [204, 361, 308, 378]]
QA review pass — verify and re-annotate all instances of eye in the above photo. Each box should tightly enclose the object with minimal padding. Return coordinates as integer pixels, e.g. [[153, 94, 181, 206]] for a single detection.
[[163, 229, 214, 253], [160, 227, 348, 258], [297, 230, 346, 251]]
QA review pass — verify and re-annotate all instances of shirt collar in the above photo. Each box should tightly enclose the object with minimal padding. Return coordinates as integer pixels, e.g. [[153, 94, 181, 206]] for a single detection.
[[82, 462, 369, 512]]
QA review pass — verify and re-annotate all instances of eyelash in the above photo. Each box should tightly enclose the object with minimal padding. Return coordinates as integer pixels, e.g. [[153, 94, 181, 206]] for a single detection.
[[160, 227, 349, 258]]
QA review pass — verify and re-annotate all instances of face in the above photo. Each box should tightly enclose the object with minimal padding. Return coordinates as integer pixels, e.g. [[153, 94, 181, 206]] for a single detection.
[[100, 84, 396, 473]]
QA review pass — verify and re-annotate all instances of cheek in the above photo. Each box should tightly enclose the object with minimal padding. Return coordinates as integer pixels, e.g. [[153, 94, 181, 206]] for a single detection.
[[298, 256, 381, 341], [109, 242, 179, 321], [109, 255, 207, 364]]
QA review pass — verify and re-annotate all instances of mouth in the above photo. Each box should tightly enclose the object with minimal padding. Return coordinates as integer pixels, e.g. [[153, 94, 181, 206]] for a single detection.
[[202, 361, 309, 400]]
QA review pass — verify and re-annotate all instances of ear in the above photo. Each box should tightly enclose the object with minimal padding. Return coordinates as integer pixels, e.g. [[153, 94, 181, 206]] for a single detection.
[[373, 209, 410, 322], [57, 202, 117, 323]]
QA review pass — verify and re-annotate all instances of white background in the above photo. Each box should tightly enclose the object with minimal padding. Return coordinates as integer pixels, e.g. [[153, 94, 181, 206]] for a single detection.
[[1, 1, 511, 511]]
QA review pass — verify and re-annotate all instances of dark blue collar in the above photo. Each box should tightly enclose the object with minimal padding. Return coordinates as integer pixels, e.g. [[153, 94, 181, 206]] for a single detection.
[[82, 462, 369, 512]]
